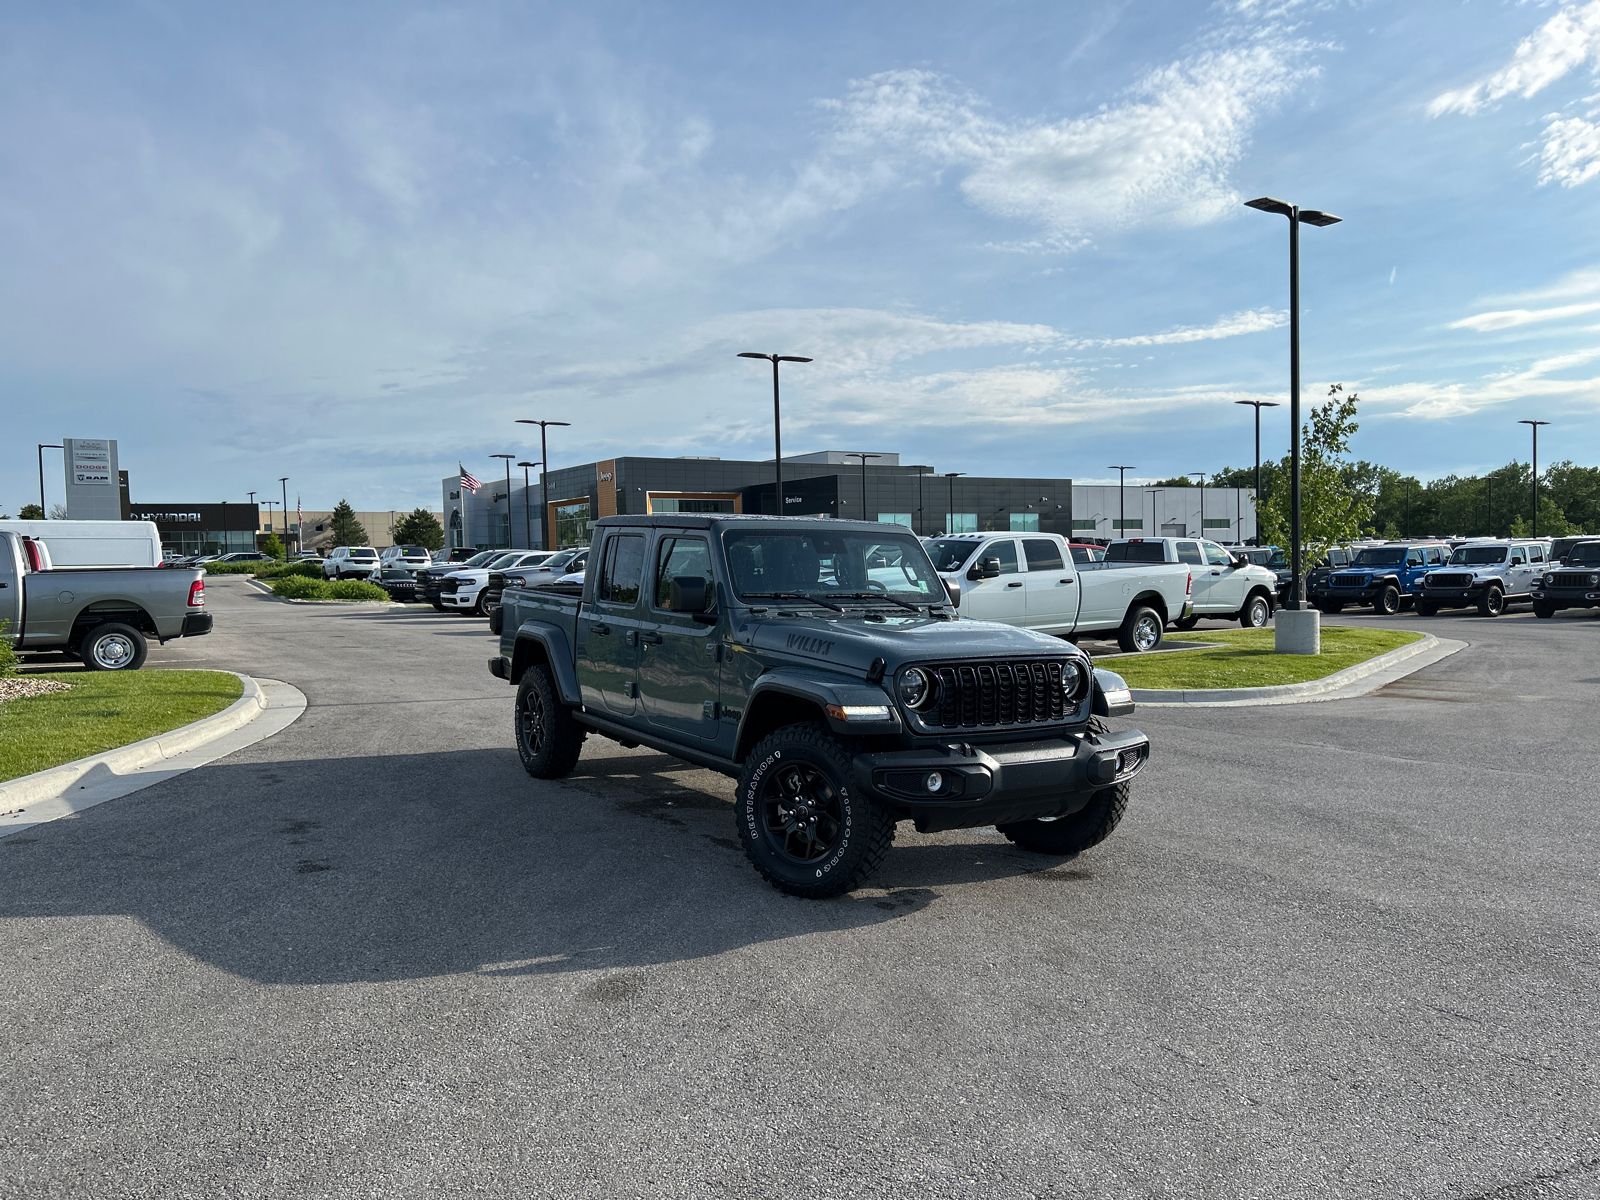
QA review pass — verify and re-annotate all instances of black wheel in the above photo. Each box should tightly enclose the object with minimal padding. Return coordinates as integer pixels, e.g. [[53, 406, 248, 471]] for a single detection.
[[1117, 605, 1164, 653], [431, 600, 446, 612], [514, 665, 586, 778], [80, 622, 148, 671], [1239, 593, 1272, 629], [1415, 601, 1437, 616], [1318, 601, 1343, 614], [1478, 586, 1505, 617], [998, 782, 1129, 856], [488, 606, 503, 635], [471, 591, 487, 617], [1373, 585, 1401, 615], [1533, 602, 1554, 619], [736, 723, 895, 899], [1172, 615, 1200, 632]]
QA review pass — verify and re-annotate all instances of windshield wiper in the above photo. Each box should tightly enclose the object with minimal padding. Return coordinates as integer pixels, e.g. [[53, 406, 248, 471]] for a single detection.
[[740, 591, 847, 613], [832, 591, 926, 614]]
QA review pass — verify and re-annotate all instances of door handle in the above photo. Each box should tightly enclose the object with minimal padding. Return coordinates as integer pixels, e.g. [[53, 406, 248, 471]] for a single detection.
[[1210, 570, 1222, 575], [1059, 578, 1074, 584], [1006, 581, 1023, 588], [640, 631, 663, 644], [590, 622, 611, 635]]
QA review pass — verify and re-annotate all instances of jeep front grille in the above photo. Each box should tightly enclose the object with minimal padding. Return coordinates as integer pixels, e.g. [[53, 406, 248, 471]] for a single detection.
[[1428, 573, 1474, 588], [1546, 571, 1598, 589], [921, 659, 1086, 730], [1330, 574, 1369, 588]]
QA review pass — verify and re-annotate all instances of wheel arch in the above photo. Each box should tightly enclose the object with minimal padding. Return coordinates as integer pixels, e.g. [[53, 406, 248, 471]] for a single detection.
[[69, 602, 158, 650], [1126, 590, 1169, 624], [509, 624, 582, 704]]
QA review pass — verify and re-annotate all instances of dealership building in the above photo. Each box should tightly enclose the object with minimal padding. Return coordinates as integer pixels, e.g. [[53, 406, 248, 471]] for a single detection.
[[443, 451, 1258, 550]]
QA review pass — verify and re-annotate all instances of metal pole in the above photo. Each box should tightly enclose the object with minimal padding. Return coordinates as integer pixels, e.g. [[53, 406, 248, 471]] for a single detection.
[[222, 500, 228, 555], [1487, 476, 1492, 537], [1289, 208, 1303, 608], [280, 478, 291, 554], [37, 444, 61, 515], [773, 358, 783, 515], [541, 426, 549, 546]]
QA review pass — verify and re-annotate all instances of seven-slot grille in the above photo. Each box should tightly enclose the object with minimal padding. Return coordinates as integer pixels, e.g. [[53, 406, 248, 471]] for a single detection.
[[1330, 573, 1370, 588], [1546, 571, 1599, 589], [1427, 572, 1474, 588], [922, 659, 1082, 730], [439, 576, 462, 594]]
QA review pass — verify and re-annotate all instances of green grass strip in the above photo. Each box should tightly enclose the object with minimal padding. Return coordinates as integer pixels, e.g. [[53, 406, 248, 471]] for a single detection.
[[0, 670, 243, 782], [1105, 626, 1424, 691]]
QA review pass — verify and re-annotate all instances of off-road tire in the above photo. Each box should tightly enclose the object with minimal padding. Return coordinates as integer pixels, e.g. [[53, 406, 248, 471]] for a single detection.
[[1239, 592, 1272, 629], [1415, 601, 1438, 616], [79, 622, 148, 671], [1478, 586, 1505, 617], [736, 722, 895, 899], [1117, 605, 1164, 654], [1373, 585, 1401, 615], [1533, 602, 1555, 619], [998, 781, 1129, 857], [514, 665, 586, 779], [1172, 615, 1200, 632], [1318, 601, 1343, 615]]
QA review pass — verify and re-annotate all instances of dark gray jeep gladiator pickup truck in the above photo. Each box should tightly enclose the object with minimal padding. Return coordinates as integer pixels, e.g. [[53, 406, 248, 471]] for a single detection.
[[488, 514, 1148, 897]]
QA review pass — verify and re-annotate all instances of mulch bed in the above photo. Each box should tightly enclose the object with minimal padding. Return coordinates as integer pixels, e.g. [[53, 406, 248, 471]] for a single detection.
[[0, 677, 73, 704]]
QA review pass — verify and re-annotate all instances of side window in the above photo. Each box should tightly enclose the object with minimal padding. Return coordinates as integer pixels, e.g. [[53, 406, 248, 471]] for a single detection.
[[1406, 549, 1424, 567], [597, 534, 645, 605], [654, 536, 713, 608], [1527, 544, 1545, 563], [1204, 542, 1230, 566], [981, 540, 1019, 574], [1176, 541, 1203, 566], [1426, 547, 1443, 565], [1022, 539, 1065, 571]]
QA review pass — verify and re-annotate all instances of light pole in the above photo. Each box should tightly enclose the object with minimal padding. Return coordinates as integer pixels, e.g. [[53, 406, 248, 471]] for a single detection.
[[1519, 419, 1550, 537], [1189, 472, 1207, 539], [515, 419, 572, 550], [738, 352, 812, 515], [263, 499, 276, 546], [1245, 196, 1342, 611], [1108, 466, 1135, 536], [1486, 475, 1493, 538], [517, 461, 539, 550], [910, 466, 933, 535], [491, 454, 516, 547], [845, 453, 881, 522], [37, 444, 62, 515], [1233, 400, 1279, 545], [943, 472, 965, 535], [279, 477, 292, 555]]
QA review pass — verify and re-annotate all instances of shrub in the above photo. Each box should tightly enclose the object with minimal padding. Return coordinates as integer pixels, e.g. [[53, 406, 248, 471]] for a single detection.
[[255, 560, 321, 580], [0, 620, 17, 677], [261, 533, 286, 560], [272, 575, 328, 599], [325, 579, 389, 601], [204, 562, 259, 575]]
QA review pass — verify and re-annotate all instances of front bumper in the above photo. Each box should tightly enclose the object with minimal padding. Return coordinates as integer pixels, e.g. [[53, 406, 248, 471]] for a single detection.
[[1532, 588, 1600, 609], [1419, 585, 1489, 606], [852, 727, 1149, 833], [440, 590, 480, 608]]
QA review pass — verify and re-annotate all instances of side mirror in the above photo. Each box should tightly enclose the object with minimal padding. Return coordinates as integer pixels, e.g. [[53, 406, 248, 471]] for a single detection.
[[944, 577, 962, 607], [1511, 556, 1525, 566], [667, 576, 710, 613], [1230, 554, 1248, 568], [967, 556, 1002, 581]]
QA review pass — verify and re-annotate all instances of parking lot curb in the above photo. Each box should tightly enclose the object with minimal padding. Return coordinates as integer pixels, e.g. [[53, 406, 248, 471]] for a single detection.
[[0, 673, 308, 831], [1129, 633, 1464, 707]]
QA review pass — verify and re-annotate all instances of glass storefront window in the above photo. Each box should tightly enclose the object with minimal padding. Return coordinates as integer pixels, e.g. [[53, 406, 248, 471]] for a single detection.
[[876, 513, 912, 527], [1113, 518, 1143, 530], [1012, 513, 1042, 532], [943, 513, 976, 534], [555, 501, 593, 548], [651, 496, 737, 514]]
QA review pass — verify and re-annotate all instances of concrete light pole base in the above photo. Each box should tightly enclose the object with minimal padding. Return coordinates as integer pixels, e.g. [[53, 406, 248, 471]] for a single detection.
[[1274, 608, 1321, 655]]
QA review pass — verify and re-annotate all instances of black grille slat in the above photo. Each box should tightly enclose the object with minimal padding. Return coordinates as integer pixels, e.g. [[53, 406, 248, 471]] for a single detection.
[[1548, 572, 1595, 588], [1428, 573, 1474, 588], [916, 658, 1080, 730]]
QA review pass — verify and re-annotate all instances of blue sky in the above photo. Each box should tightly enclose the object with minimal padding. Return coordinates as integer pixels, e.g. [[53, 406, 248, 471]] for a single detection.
[[6, 0, 1600, 513]]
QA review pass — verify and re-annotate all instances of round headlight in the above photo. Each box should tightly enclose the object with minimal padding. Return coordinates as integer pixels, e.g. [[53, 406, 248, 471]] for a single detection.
[[1591, 574, 1599, 586], [897, 666, 932, 709], [1062, 659, 1090, 704]]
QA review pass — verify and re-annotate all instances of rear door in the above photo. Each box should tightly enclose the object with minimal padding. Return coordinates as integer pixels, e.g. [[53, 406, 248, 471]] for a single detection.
[[1020, 538, 1079, 631], [638, 532, 722, 742], [0, 537, 21, 638], [962, 538, 1027, 625], [576, 531, 647, 719]]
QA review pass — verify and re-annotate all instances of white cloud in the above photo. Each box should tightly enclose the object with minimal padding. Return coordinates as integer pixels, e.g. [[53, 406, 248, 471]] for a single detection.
[[1481, 264, 1600, 304], [1093, 307, 1286, 346], [1360, 347, 1600, 419], [806, 38, 1311, 250], [1429, 1, 1600, 116], [1538, 110, 1600, 186], [1450, 300, 1600, 331]]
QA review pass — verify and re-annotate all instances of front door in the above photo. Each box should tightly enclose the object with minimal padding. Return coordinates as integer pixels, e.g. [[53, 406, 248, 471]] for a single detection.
[[639, 533, 722, 742], [963, 538, 1027, 624], [576, 531, 647, 719], [1200, 541, 1247, 612], [1175, 540, 1223, 612], [1020, 538, 1079, 632]]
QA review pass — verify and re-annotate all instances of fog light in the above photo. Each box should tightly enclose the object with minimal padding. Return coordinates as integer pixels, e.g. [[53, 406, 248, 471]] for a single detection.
[[925, 772, 944, 793]]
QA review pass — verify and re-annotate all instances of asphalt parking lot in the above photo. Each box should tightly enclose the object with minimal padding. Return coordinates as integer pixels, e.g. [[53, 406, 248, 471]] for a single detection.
[[4, 580, 1598, 1199]]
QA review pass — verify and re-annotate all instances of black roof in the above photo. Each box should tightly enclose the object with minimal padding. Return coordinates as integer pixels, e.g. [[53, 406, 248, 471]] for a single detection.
[[593, 514, 904, 533]]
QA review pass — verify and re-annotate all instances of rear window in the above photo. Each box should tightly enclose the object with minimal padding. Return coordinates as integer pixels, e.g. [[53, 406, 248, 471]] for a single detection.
[[1104, 542, 1167, 563], [349, 549, 377, 559]]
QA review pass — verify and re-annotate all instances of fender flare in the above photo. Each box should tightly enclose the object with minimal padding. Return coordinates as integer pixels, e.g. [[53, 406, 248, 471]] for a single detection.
[[510, 622, 582, 705], [735, 667, 901, 760]]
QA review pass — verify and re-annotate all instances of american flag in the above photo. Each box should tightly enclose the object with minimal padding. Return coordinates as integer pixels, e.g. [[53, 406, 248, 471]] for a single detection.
[[459, 465, 481, 492]]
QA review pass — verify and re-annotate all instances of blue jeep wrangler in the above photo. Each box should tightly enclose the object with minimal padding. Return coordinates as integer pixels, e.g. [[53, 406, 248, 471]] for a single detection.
[[1309, 542, 1449, 615]]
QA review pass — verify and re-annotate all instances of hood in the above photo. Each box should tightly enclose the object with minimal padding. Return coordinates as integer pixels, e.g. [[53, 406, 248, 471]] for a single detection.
[[738, 610, 1081, 678], [446, 568, 491, 582]]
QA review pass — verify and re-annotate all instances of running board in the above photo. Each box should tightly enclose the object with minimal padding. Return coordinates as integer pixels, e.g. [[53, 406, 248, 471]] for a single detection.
[[572, 710, 741, 779]]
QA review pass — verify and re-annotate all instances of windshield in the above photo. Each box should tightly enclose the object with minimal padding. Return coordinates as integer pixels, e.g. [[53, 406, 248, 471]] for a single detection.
[[457, 550, 494, 566], [923, 539, 979, 572], [1268, 551, 1287, 568], [1449, 546, 1507, 565], [1566, 542, 1600, 564], [542, 549, 580, 569], [488, 553, 523, 569], [1104, 542, 1167, 562], [1352, 547, 1405, 566], [725, 527, 941, 602]]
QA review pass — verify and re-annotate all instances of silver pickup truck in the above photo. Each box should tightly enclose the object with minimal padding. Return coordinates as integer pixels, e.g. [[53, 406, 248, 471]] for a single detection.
[[0, 531, 212, 670]]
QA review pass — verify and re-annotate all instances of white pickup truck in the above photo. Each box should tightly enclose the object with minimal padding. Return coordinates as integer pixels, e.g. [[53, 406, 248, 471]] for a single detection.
[[924, 532, 1193, 652], [1105, 537, 1279, 630]]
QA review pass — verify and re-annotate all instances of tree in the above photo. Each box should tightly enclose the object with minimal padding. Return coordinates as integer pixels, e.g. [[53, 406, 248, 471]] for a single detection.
[[392, 508, 445, 551], [48, 503, 68, 520], [18, 503, 44, 520], [261, 533, 286, 559], [1150, 476, 1196, 488], [1257, 385, 1374, 568], [328, 500, 368, 546]]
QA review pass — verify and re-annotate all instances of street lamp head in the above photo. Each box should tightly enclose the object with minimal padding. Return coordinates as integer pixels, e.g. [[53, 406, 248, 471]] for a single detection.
[[1298, 209, 1342, 227], [1234, 399, 1281, 409], [1518, 419, 1551, 427], [943, 471, 966, 478], [516, 460, 539, 468], [515, 419, 571, 428], [775, 355, 813, 363], [1244, 196, 1293, 217], [490, 453, 515, 460], [737, 352, 770, 360]]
